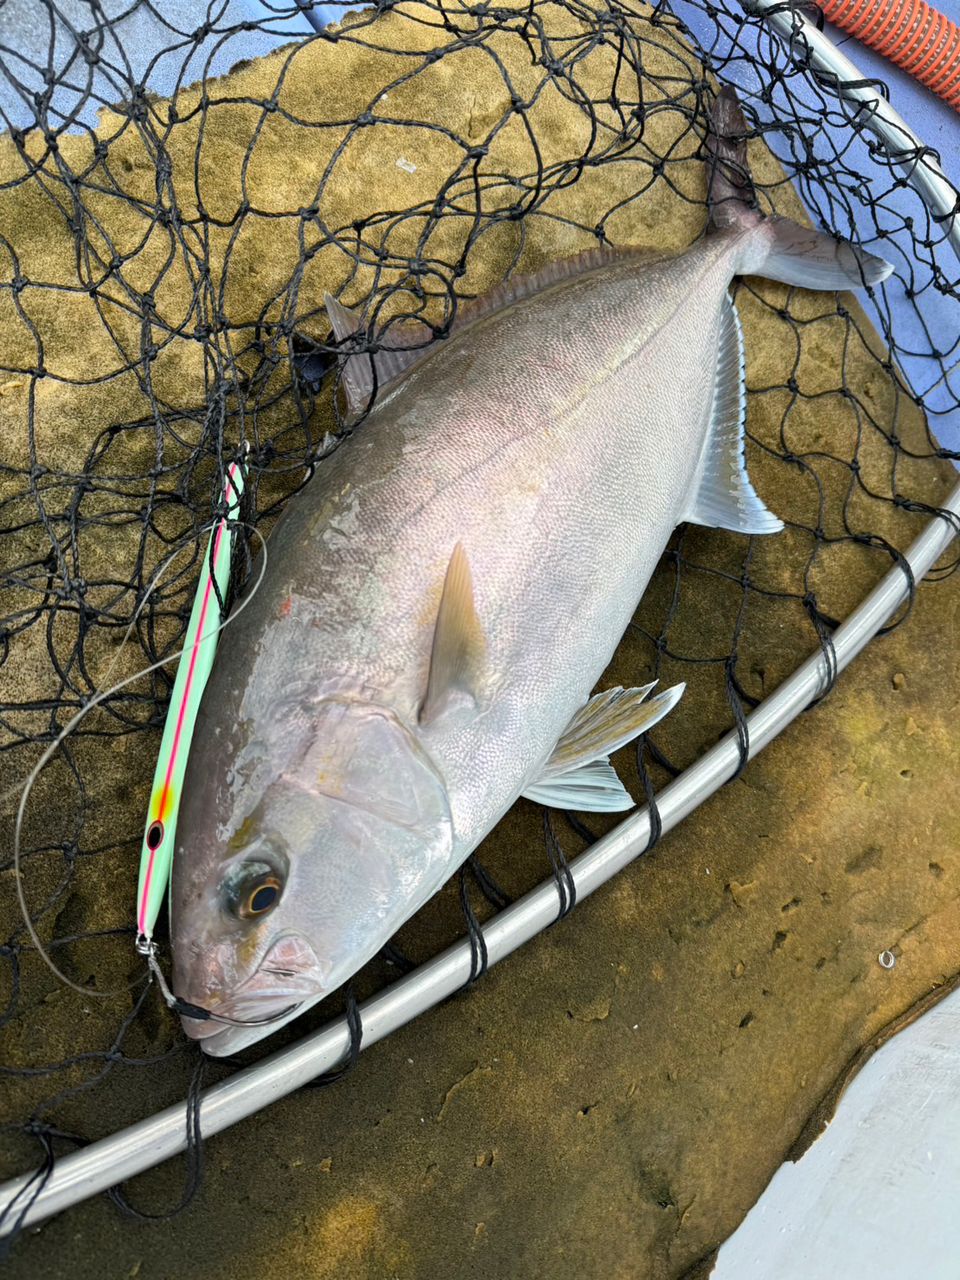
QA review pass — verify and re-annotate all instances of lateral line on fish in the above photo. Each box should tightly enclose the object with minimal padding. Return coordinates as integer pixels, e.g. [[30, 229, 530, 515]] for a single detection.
[[528, 235, 738, 434]]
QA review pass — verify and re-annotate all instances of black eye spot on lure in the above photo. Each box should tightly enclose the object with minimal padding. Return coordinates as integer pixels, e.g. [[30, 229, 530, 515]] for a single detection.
[[146, 820, 164, 851]]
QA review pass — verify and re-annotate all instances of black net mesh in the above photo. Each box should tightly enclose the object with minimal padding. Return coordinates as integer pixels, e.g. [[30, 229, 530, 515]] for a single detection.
[[1, 0, 958, 1247]]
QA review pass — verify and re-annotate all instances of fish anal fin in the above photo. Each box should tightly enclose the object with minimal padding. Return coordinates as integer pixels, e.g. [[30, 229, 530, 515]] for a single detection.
[[683, 295, 784, 537], [420, 544, 486, 725]]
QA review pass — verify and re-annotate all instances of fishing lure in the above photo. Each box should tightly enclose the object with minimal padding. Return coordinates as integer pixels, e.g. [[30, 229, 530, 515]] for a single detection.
[[136, 458, 246, 949]]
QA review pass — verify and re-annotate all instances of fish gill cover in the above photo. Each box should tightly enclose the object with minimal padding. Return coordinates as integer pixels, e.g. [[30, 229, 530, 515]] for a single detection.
[[0, 0, 957, 1260]]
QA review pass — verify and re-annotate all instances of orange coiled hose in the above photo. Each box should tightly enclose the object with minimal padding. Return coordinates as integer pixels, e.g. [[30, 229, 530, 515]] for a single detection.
[[819, 0, 960, 111]]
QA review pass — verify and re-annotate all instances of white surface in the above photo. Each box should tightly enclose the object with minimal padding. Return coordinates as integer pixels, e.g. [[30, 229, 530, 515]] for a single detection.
[[714, 986, 960, 1278]]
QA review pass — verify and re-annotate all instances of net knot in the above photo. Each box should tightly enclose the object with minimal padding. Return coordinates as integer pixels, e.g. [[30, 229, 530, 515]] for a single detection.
[[76, 32, 97, 65]]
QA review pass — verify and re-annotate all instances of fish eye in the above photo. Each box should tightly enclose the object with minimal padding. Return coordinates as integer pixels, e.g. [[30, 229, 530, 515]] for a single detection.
[[240, 876, 282, 918], [224, 860, 285, 920]]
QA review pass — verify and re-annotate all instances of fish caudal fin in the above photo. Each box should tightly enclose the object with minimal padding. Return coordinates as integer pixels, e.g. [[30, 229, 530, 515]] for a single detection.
[[522, 682, 685, 812], [752, 216, 893, 289], [707, 85, 763, 233], [707, 86, 893, 290]]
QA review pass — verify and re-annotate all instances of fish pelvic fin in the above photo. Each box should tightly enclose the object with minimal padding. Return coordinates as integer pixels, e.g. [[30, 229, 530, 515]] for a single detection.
[[707, 87, 892, 289], [521, 682, 685, 813], [684, 294, 783, 536], [420, 543, 487, 725], [522, 760, 635, 813]]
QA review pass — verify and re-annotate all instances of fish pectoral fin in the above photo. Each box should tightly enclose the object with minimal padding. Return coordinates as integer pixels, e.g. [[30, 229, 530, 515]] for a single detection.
[[419, 543, 487, 725], [682, 294, 784, 537], [521, 682, 685, 812], [522, 760, 635, 813]]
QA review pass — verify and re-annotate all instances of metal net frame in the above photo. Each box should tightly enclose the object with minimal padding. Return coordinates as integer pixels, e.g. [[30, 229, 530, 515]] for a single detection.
[[0, 0, 958, 1249]]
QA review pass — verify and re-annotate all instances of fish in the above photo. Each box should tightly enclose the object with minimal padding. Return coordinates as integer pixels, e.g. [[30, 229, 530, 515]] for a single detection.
[[170, 89, 892, 1056]]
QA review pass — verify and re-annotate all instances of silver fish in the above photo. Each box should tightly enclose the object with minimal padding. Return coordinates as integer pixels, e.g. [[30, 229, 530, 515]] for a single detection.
[[170, 90, 891, 1055]]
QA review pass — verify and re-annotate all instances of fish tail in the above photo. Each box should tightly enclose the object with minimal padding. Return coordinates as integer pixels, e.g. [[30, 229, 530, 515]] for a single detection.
[[707, 86, 893, 290], [706, 86, 763, 234]]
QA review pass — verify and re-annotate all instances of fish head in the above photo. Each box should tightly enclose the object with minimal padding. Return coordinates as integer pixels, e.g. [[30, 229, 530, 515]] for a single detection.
[[171, 694, 454, 1055]]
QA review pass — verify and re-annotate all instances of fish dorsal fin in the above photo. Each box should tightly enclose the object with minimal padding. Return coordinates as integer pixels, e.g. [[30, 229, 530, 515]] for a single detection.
[[324, 292, 363, 343], [420, 543, 487, 725], [683, 294, 784, 536], [324, 292, 434, 422], [521, 682, 685, 812], [324, 292, 373, 420], [412, 246, 664, 338], [450, 246, 619, 327]]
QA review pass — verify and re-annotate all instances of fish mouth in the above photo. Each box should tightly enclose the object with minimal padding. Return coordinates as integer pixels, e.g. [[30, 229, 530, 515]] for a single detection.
[[179, 933, 327, 1042]]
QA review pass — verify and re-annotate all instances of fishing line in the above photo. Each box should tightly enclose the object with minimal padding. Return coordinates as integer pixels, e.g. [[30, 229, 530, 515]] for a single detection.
[[10, 521, 269, 1004], [139, 946, 301, 1029]]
